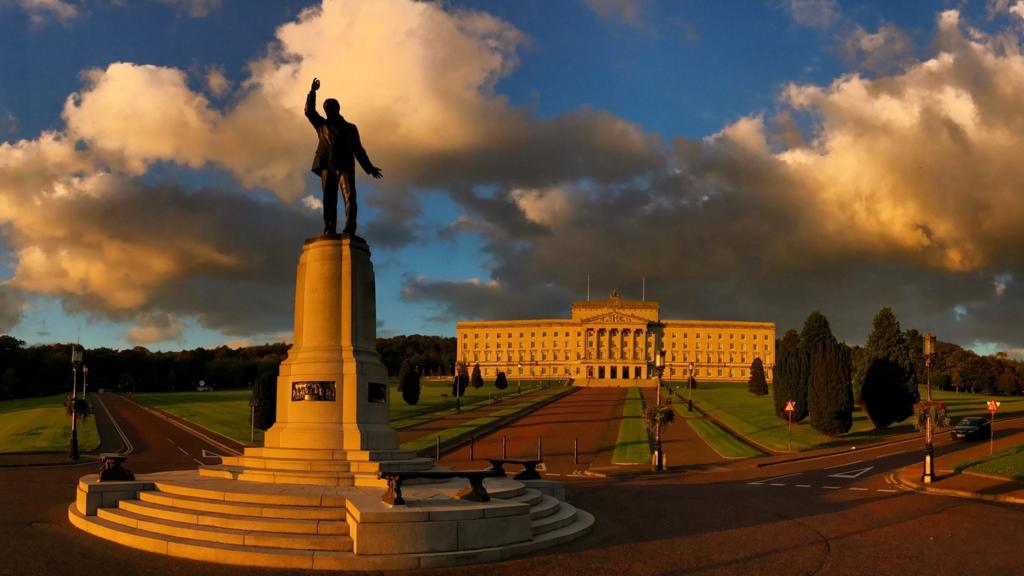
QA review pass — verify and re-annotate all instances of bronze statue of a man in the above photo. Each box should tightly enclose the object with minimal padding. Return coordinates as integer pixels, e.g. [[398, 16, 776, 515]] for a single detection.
[[305, 78, 383, 236]]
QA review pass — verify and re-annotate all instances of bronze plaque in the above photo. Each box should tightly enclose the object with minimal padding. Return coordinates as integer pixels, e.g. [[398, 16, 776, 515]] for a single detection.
[[291, 381, 336, 401], [368, 382, 387, 404]]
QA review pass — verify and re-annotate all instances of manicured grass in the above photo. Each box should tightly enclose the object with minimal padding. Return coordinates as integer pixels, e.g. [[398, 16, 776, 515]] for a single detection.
[[135, 381, 564, 446], [687, 418, 764, 459], [0, 394, 100, 453], [390, 380, 550, 430], [399, 386, 572, 452], [134, 390, 262, 444], [611, 387, 652, 465], [955, 444, 1024, 482], [672, 380, 1024, 453]]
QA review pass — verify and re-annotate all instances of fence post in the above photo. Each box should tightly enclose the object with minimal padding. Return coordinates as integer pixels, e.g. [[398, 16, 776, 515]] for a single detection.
[[574, 437, 578, 465], [470, 436, 475, 461], [435, 435, 440, 461], [502, 435, 508, 459], [536, 436, 542, 461]]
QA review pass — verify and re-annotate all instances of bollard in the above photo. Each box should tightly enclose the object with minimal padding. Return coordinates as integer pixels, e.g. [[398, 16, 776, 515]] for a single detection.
[[537, 436, 543, 461], [470, 436, 475, 461], [502, 435, 508, 459], [574, 437, 579, 465], [436, 435, 441, 461]]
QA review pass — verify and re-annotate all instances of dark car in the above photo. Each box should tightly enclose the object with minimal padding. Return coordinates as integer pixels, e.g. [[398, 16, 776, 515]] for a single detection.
[[952, 416, 991, 440]]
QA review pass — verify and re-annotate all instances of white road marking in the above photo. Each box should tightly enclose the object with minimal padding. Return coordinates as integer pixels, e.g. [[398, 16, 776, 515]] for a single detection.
[[795, 484, 812, 488], [769, 483, 786, 486], [829, 466, 875, 479], [876, 489, 898, 493], [823, 486, 841, 489], [849, 487, 869, 491], [749, 472, 802, 485], [177, 446, 189, 456], [826, 459, 864, 469], [192, 458, 204, 465], [201, 449, 223, 459]]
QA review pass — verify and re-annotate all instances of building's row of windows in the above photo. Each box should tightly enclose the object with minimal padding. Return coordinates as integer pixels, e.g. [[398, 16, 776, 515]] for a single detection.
[[472, 364, 762, 379], [464, 330, 772, 342]]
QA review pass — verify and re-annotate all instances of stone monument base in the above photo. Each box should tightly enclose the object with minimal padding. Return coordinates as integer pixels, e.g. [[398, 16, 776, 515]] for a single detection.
[[69, 467, 593, 570]]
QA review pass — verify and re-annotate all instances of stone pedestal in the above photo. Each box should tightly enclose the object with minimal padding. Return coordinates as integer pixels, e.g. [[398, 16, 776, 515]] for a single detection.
[[264, 235, 398, 452]]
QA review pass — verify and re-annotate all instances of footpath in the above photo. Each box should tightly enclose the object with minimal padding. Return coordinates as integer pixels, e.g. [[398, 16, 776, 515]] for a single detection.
[[892, 420, 1024, 505]]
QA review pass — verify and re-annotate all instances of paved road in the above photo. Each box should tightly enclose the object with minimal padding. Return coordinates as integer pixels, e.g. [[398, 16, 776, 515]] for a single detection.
[[397, 386, 551, 445], [440, 388, 627, 475], [3, 391, 1024, 575]]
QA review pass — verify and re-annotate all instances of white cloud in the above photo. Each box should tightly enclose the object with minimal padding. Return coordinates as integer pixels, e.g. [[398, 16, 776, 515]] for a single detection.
[[156, 0, 223, 17], [582, 0, 649, 29], [782, 0, 841, 29], [125, 312, 183, 345], [204, 65, 231, 97]]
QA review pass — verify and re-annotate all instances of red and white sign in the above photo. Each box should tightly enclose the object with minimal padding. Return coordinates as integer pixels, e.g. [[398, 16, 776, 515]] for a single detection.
[[987, 400, 1001, 413], [784, 400, 796, 413]]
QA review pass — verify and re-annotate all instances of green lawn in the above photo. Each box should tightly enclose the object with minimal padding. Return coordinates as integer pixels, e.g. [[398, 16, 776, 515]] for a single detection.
[[687, 419, 765, 459], [673, 380, 1024, 453], [399, 386, 571, 452], [134, 389, 262, 444], [133, 379, 560, 444], [611, 387, 652, 465], [955, 444, 1024, 482], [0, 394, 100, 453]]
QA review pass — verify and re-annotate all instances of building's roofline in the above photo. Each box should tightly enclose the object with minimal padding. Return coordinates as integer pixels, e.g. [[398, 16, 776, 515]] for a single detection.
[[457, 319, 574, 328], [457, 319, 775, 330], [663, 320, 775, 329], [571, 299, 658, 309]]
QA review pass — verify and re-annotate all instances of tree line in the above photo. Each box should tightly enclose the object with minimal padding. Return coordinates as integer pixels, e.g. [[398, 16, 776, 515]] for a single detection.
[[0, 334, 457, 401], [770, 307, 1024, 436]]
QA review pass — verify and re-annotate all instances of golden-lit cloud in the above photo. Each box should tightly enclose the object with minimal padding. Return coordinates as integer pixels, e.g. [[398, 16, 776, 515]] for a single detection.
[[125, 312, 183, 346]]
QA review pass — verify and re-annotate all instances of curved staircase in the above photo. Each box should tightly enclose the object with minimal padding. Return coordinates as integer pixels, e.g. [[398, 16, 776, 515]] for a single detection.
[[69, 470, 593, 570]]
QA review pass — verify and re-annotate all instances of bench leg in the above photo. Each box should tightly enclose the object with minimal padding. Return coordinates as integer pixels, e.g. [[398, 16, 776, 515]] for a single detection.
[[489, 461, 507, 477], [382, 477, 405, 506], [513, 463, 541, 481], [454, 477, 490, 502]]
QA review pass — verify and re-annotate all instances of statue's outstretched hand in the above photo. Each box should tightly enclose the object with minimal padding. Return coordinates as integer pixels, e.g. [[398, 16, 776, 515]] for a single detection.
[[311, 78, 320, 92], [370, 167, 384, 179]]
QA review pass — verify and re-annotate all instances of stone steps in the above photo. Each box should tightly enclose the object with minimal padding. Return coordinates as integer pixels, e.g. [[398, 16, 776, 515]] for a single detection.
[[200, 465, 357, 487], [529, 494, 561, 521], [137, 490, 346, 520], [505, 487, 542, 506], [531, 501, 579, 536], [70, 500, 595, 571], [152, 477, 342, 507], [119, 499, 348, 535], [97, 507, 352, 551]]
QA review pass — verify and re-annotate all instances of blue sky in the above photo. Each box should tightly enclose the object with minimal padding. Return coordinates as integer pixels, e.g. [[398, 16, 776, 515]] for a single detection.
[[3, 0, 1024, 354]]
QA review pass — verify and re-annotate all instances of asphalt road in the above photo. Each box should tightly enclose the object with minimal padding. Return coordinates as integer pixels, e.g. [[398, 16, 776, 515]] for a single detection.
[[2, 392, 1024, 576]]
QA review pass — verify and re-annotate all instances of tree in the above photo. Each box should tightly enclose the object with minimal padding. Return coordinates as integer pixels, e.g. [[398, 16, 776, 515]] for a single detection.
[[747, 358, 768, 396], [470, 363, 483, 389], [861, 358, 914, 429], [854, 307, 916, 407], [801, 311, 853, 436], [452, 364, 469, 397], [495, 371, 508, 390], [251, 370, 277, 431], [400, 363, 421, 405], [772, 330, 808, 421], [996, 367, 1018, 396]]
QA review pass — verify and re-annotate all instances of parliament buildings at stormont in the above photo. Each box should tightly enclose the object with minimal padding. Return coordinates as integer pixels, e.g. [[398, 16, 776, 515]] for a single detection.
[[456, 291, 775, 385]]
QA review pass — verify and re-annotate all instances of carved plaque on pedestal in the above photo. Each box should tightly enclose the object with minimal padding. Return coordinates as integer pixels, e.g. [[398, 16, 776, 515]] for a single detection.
[[291, 381, 336, 401]]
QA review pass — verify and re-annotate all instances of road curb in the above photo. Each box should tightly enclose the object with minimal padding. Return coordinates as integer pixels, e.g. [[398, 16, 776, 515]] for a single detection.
[[889, 471, 1024, 505]]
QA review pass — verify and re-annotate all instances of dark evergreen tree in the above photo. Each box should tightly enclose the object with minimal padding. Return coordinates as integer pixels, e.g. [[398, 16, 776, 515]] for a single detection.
[[854, 307, 916, 405], [772, 330, 808, 421], [251, 370, 277, 431], [495, 371, 508, 390], [748, 358, 768, 396], [452, 364, 469, 397], [861, 358, 914, 429], [400, 363, 421, 405], [801, 311, 853, 436], [471, 363, 483, 389]]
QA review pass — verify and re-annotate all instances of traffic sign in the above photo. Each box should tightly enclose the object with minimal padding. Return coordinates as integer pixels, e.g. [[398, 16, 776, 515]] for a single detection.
[[784, 400, 795, 413], [987, 400, 1001, 413]]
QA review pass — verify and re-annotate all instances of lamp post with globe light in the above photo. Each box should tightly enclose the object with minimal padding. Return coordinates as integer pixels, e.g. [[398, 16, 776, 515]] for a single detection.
[[69, 345, 84, 461], [922, 332, 937, 483]]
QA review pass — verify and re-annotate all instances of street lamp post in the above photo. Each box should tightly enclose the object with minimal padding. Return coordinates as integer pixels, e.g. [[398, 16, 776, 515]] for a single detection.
[[453, 363, 461, 411], [653, 348, 666, 471], [83, 365, 89, 396], [517, 362, 522, 395], [687, 361, 695, 412], [69, 345, 84, 461], [922, 332, 936, 484]]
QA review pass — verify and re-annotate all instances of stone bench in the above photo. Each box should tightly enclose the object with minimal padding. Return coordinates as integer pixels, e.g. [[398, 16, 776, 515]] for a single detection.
[[378, 470, 502, 506], [488, 459, 542, 480]]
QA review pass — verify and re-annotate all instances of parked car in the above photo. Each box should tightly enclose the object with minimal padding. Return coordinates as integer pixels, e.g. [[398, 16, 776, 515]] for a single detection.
[[951, 416, 990, 440]]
